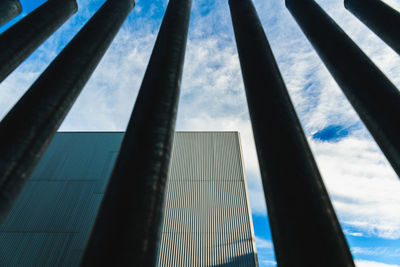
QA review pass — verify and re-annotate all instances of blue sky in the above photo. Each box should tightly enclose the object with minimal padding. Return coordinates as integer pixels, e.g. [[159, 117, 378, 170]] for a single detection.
[[1, 0, 400, 266]]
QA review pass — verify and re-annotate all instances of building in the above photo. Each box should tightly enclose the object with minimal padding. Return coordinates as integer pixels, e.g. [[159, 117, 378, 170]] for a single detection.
[[0, 132, 258, 266], [158, 132, 258, 266]]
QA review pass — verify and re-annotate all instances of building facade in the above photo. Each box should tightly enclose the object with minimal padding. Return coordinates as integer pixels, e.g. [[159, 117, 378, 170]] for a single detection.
[[0, 132, 257, 266], [158, 132, 258, 266]]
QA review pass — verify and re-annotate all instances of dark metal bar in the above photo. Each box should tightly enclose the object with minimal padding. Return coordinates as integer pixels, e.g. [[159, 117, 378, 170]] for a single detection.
[[0, 0, 77, 83], [0, 0, 22, 27], [0, 0, 134, 223], [228, 0, 355, 266], [81, 0, 192, 265], [345, 0, 400, 55], [286, 0, 400, 177]]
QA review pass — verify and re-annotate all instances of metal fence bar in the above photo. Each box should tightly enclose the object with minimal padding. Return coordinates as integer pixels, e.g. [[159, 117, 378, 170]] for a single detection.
[[0, 0, 78, 83], [0, 0, 21, 27], [81, 0, 192, 265], [345, 0, 400, 55], [228, 0, 355, 266], [286, 0, 400, 177], [0, 0, 134, 223]]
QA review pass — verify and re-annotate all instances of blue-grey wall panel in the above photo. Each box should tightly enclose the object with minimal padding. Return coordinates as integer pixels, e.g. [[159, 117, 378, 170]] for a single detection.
[[0, 232, 71, 266], [0, 132, 124, 266], [0, 132, 258, 266], [30, 133, 123, 181]]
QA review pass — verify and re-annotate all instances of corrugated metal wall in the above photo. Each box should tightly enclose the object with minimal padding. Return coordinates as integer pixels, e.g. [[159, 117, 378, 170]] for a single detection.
[[158, 132, 258, 266], [0, 132, 124, 266], [0, 132, 258, 266]]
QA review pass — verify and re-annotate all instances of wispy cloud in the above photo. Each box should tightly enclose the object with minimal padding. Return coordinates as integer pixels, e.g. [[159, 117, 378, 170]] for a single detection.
[[352, 247, 400, 258], [252, 0, 400, 240], [255, 236, 273, 249], [356, 260, 400, 267], [260, 260, 277, 266], [255, 236, 276, 267], [310, 136, 400, 239], [1, 0, 399, 264], [344, 229, 364, 237]]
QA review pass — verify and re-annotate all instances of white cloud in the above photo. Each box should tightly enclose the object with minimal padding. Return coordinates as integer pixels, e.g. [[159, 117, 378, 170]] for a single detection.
[[356, 260, 400, 267], [0, 0, 399, 261], [316, 0, 400, 87], [353, 247, 400, 258], [6, 0, 398, 240], [255, 236, 276, 267], [61, 29, 157, 131], [344, 230, 364, 237], [260, 260, 277, 266], [255, 236, 273, 249], [381, 0, 400, 11], [310, 135, 400, 239], [252, 0, 400, 239]]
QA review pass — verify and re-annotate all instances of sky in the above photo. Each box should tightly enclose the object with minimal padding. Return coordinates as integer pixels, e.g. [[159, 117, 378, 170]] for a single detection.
[[1, 0, 400, 266]]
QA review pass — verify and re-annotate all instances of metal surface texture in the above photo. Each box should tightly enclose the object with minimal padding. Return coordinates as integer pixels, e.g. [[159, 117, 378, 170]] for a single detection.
[[81, 0, 192, 266], [158, 132, 258, 266], [0, 132, 124, 266], [0, 0, 22, 27], [286, 0, 400, 177], [0, 0, 78, 83], [345, 0, 400, 55], [228, 0, 355, 266], [0, 132, 257, 266], [0, 0, 134, 223]]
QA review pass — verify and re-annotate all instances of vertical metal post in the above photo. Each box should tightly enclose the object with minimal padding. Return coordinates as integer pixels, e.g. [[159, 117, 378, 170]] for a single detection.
[[228, 0, 355, 266], [81, 0, 192, 265], [345, 0, 400, 55], [286, 0, 400, 177], [0, 0, 78, 83], [0, 0, 21, 27], [0, 0, 134, 223]]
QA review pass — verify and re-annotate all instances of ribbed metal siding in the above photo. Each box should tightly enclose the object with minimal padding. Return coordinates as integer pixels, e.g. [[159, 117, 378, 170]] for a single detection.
[[158, 132, 258, 266], [0, 132, 124, 266], [0, 132, 257, 266]]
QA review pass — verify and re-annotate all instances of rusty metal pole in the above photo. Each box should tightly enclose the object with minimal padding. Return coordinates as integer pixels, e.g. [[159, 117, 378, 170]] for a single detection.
[[229, 0, 355, 265], [286, 0, 400, 177], [0, 0, 78, 83], [0, 0, 134, 223], [345, 0, 400, 55], [0, 0, 22, 27], [81, 0, 192, 266]]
